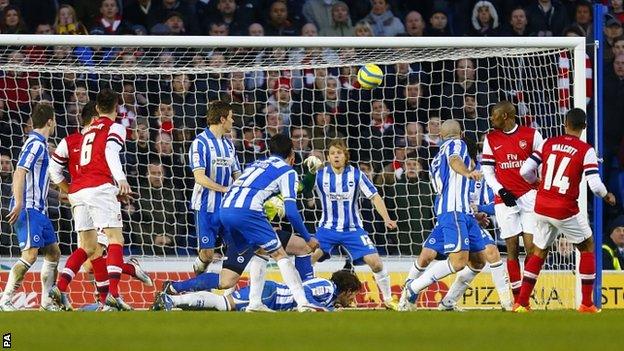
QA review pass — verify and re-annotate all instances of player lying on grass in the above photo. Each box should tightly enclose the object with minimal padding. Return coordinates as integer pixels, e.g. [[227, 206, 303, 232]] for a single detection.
[[399, 120, 486, 311], [152, 270, 361, 312], [310, 139, 399, 310], [398, 137, 513, 311], [514, 108, 616, 313], [48, 101, 151, 311]]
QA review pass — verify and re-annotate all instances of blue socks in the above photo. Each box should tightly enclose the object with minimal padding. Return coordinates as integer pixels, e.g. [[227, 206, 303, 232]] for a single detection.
[[171, 272, 220, 293], [295, 254, 314, 281]]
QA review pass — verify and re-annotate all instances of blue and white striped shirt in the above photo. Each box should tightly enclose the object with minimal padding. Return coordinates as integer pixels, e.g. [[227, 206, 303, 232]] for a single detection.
[[469, 162, 495, 216], [10, 132, 50, 213], [189, 128, 241, 213], [315, 165, 378, 232], [269, 278, 338, 311], [222, 156, 297, 212], [430, 138, 471, 215]]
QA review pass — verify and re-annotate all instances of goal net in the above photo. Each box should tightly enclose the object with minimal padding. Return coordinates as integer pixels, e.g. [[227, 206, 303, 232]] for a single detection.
[[0, 36, 586, 310]]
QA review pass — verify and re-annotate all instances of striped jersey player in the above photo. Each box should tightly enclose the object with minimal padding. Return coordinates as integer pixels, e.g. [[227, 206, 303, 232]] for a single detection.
[[188, 101, 241, 275]]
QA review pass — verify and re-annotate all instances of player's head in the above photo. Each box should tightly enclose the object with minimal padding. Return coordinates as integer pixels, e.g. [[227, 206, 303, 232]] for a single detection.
[[95, 88, 119, 120], [268, 133, 294, 164], [330, 270, 361, 308], [564, 108, 587, 132], [80, 101, 97, 127], [490, 100, 516, 130], [31, 103, 56, 135], [207, 100, 234, 132], [327, 139, 349, 169], [439, 119, 461, 140]]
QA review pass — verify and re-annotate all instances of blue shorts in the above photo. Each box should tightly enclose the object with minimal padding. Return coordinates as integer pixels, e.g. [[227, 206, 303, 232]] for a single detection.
[[15, 209, 57, 251], [423, 226, 445, 254], [220, 208, 281, 254], [437, 212, 487, 254], [232, 281, 295, 311], [315, 227, 378, 264], [195, 210, 226, 250], [223, 230, 292, 275]]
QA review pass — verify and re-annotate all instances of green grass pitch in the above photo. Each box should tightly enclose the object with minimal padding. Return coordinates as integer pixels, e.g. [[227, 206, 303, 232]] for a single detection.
[[2, 310, 622, 351]]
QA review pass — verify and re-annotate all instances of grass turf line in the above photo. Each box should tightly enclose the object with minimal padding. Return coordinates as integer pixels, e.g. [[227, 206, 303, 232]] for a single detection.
[[1, 310, 621, 351]]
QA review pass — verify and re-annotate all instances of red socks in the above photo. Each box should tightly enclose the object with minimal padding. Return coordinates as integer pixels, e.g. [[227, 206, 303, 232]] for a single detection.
[[106, 244, 123, 298], [579, 252, 596, 307], [58, 248, 88, 292], [517, 255, 545, 307], [122, 262, 136, 278], [507, 259, 522, 301], [91, 256, 109, 304]]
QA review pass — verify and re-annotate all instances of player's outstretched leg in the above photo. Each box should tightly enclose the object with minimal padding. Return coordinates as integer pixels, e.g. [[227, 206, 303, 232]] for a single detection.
[[122, 258, 153, 286], [246, 255, 274, 312], [363, 253, 396, 310], [398, 248, 438, 311], [0, 255, 34, 311], [439, 265, 480, 312]]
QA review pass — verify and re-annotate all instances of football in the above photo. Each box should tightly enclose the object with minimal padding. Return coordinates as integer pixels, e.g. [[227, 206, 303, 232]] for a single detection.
[[357, 63, 383, 89]]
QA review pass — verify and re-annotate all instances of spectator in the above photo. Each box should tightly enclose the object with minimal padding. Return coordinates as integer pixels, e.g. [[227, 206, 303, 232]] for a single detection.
[[572, 1, 592, 39], [526, 0, 569, 37], [1, 5, 28, 34], [603, 215, 624, 270], [204, 0, 246, 35], [291, 126, 312, 170], [424, 117, 442, 148], [612, 0, 624, 24], [170, 73, 208, 132], [604, 55, 624, 161], [503, 6, 530, 36], [470, 1, 500, 36], [240, 123, 266, 164], [441, 58, 491, 120], [612, 36, 624, 63], [248, 22, 264, 36], [154, 0, 199, 35], [302, 0, 335, 34], [34, 22, 53, 34], [395, 79, 429, 124], [354, 20, 374, 36], [264, 106, 287, 138], [605, 17, 623, 63], [19, 0, 58, 32], [92, 0, 132, 35], [459, 95, 489, 143], [401, 11, 425, 37], [264, 0, 299, 36], [55, 4, 88, 35], [320, 1, 353, 37], [162, 11, 187, 35], [364, 0, 404, 37], [124, 0, 161, 31], [425, 10, 450, 36], [311, 111, 344, 150], [301, 22, 318, 36], [267, 77, 298, 128]]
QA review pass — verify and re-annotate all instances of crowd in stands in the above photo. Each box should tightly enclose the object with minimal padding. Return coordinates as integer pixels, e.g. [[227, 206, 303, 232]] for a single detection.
[[0, 0, 622, 269]]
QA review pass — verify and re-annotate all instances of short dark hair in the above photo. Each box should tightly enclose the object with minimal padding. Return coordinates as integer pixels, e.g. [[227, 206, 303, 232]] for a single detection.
[[565, 108, 587, 130], [330, 270, 361, 294], [207, 100, 232, 125], [268, 134, 293, 159], [31, 104, 54, 128], [96, 88, 119, 114], [81, 101, 97, 127]]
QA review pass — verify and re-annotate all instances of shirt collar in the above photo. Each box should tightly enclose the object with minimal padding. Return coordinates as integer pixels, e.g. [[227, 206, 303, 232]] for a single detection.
[[31, 131, 46, 142], [503, 124, 519, 135]]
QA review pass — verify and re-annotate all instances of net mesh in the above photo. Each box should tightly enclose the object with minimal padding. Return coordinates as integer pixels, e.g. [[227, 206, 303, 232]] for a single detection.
[[0, 43, 579, 309]]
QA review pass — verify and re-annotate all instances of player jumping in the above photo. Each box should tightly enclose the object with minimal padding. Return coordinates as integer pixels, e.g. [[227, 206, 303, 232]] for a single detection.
[[311, 139, 399, 310], [1, 104, 61, 311], [514, 108, 616, 313], [481, 100, 543, 302]]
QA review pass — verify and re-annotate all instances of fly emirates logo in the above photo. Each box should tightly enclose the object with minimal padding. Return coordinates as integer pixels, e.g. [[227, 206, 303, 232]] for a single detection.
[[499, 154, 524, 170]]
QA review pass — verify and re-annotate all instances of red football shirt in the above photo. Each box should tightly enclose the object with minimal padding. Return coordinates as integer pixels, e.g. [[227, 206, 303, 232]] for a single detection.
[[69, 117, 126, 193], [482, 125, 543, 204], [533, 134, 598, 220]]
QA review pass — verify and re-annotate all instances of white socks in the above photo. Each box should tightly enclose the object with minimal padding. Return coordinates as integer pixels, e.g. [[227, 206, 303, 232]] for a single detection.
[[206, 259, 223, 274], [373, 267, 392, 302], [408, 259, 455, 294], [171, 291, 229, 311], [441, 266, 480, 306], [0, 259, 31, 303], [276, 258, 309, 307], [247, 255, 268, 307], [407, 261, 427, 281], [490, 260, 512, 307], [40, 259, 58, 306]]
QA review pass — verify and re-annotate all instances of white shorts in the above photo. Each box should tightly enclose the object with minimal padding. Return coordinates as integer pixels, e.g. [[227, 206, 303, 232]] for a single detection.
[[494, 190, 537, 240], [67, 183, 122, 232], [533, 213, 592, 250], [76, 228, 109, 248]]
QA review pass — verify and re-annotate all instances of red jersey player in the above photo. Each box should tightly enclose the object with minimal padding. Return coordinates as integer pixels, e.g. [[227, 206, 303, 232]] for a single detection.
[[514, 108, 616, 313], [481, 100, 543, 301], [49, 102, 151, 311], [63, 89, 133, 310]]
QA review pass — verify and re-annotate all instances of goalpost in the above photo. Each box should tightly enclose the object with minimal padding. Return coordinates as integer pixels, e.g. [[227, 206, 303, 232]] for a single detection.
[[0, 35, 587, 310]]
